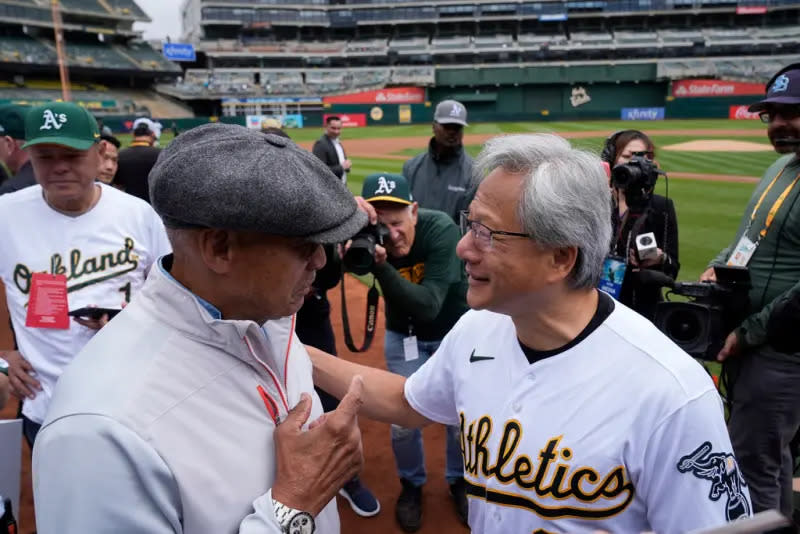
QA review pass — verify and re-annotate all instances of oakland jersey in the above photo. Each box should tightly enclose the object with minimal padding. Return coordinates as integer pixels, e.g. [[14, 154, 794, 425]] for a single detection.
[[405, 291, 750, 533]]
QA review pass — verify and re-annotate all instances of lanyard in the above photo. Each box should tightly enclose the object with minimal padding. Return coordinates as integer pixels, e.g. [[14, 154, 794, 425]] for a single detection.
[[748, 163, 800, 241]]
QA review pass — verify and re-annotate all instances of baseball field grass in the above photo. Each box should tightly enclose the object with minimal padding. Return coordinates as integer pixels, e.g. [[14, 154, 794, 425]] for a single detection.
[[117, 118, 772, 282]]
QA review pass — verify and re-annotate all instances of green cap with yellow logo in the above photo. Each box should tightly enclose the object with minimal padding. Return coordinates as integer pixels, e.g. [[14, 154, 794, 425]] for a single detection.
[[361, 173, 413, 205], [23, 101, 100, 151]]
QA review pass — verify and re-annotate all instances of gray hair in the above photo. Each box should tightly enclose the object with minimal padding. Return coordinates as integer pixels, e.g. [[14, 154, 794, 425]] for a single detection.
[[473, 134, 612, 289]]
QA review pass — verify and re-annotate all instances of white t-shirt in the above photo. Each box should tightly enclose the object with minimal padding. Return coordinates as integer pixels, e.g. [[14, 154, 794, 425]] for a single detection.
[[332, 137, 347, 185], [0, 184, 171, 423], [405, 292, 751, 533]]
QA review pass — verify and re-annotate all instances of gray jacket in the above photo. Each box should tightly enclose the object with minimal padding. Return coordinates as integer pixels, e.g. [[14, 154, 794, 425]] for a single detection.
[[33, 258, 339, 533], [402, 139, 475, 223]]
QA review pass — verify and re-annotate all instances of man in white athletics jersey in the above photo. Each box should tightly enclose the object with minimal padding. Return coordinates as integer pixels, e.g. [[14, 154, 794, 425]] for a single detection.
[[0, 102, 170, 446], [310, 134, 751, 532]]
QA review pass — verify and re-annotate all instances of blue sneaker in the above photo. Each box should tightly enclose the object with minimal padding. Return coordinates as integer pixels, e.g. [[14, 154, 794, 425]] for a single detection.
[[339, 477, 381, 517]]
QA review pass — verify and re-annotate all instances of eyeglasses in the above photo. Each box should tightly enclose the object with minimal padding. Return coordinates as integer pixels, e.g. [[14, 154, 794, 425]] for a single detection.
[[459, 211, 530, 250], [759, 107, 800, 123]]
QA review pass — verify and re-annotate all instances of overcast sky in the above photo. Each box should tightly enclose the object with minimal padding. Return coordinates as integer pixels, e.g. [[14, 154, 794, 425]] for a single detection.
[[133, 0, 182, 42]]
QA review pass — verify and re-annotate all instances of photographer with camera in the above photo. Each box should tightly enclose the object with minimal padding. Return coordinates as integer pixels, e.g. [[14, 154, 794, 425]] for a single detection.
[[601, 130, 679, 320], [701, 63, 800, 522], [352, 173, 469, 532]]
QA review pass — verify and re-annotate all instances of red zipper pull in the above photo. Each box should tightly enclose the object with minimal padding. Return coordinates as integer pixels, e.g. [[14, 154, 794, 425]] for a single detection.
[[257, 385, 281, 425]]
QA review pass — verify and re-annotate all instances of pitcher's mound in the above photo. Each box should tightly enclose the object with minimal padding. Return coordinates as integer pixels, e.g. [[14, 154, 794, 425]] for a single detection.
[[662, 140, 773, 152]]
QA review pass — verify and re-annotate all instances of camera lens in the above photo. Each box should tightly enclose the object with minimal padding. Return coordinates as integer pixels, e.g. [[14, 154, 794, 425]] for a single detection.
[[665, 309, 702, 344]]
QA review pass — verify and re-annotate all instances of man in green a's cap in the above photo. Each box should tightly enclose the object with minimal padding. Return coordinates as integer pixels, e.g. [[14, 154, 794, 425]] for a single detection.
[[358, 172, 471, 531], [0, 104, 35, 195], [0, 101, 170, 447]]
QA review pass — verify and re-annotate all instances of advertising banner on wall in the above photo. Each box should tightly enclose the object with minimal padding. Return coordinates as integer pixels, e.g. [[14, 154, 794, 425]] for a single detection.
[[621, 107, 665, 121], [398, 105, 412, 124], [323, 113, 366, 127], [672, 79, 765, 98], [323, 87, 425, 104], [729, 105, 761, 120], [245, 114, 304, 129]]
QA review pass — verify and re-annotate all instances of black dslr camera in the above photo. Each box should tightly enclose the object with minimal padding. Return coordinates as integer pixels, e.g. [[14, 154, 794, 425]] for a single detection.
[[652, 266, 751, 361], [343, 223, 390, 275], [611, 155, 662, 212]]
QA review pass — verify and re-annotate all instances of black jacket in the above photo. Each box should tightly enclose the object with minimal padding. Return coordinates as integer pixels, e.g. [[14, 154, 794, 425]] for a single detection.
[[312, 135, 346, 179], [611, 194, 680, 320], [0, 161, 36, 195], [115, 144, 161, 204]]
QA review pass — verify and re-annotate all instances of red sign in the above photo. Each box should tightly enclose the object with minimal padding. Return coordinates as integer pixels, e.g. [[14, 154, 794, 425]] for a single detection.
[[729, 105, 761, 120], [736, 6, 767, 14], [324, 113, 366, 127], [323, 87, 425, 105], [25, 273, 70, 329], [672, 79, 765, 98]]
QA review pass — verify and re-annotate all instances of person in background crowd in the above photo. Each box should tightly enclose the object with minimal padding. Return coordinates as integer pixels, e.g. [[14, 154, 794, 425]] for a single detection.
[[403, 100, 474, 223], [0, 104, 35, 195], [313, 115, 352, 186], [114, 122, 161, 203], [97, 134, 120, 185], [311, 134, 751, 534], [601, 130, 679, 320], [360, 172, 470, 532], [705, 63, 800, 523], [95, 117, 113, 137], [0, 102, 171, 447], [33, 124, 369, 533]]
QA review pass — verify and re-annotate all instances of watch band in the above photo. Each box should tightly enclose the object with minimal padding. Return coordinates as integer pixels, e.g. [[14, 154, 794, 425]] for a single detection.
[[272, 498, 315, 534]]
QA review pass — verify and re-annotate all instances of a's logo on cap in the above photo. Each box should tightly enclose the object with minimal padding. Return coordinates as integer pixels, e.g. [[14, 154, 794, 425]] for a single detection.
[[40, 109, 67, 131], [450, 103, 464, 117], [374, 176, 396, 195], [770, 74, 790, 94]]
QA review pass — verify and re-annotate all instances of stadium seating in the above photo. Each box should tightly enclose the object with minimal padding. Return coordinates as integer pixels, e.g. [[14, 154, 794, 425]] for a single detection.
[[103, 0, 149, 19], [65, 41, 138, 69], [388, 37, 430, 54], [0, 35, 56, 65], [124, 42, 181, 72]]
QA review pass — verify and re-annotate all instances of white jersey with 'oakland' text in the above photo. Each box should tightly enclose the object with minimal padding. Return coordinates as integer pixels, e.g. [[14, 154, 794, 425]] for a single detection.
[[0, 184, 171, 424], [405, 292, 751, 533]]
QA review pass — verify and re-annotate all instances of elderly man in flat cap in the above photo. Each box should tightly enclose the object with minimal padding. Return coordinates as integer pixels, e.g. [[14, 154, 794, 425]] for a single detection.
[[33, 123, 371, 534]]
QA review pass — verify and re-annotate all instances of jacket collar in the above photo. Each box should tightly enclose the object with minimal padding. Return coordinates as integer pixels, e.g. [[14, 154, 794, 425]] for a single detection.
[[140, 255, 291, 375]]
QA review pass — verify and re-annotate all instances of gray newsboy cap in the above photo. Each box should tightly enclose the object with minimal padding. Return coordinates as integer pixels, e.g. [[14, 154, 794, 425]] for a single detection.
[[149, 123, 367, 243]]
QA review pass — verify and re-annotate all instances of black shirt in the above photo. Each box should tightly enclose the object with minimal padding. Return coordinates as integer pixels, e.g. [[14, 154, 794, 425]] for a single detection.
[[519, 290, 615, 365], [115, 144, 161, 203], [0, 161, 36, 195]]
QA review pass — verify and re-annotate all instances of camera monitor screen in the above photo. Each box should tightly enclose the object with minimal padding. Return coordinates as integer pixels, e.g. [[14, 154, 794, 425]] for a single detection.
[[713, 265, 751, 287]]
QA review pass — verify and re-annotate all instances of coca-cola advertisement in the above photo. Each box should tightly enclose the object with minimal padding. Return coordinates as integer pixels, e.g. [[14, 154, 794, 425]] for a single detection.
[[672, 79, 765, 98], [729, 106, 761, 120]]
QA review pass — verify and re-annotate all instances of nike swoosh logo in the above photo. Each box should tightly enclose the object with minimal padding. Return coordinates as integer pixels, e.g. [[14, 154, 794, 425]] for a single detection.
[[469, 349, 494, 363]]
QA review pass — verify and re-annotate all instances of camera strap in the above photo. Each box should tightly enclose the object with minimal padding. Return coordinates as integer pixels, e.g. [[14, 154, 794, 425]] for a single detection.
[[340, 269, 380, 353]]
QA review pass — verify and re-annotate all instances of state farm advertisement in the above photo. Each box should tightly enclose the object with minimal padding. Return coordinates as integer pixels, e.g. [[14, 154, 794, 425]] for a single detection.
[[323, 87, 425, 104], [324, 113, 366, 127], [672, 79, 765, 98], [729, 105, 761, 120]]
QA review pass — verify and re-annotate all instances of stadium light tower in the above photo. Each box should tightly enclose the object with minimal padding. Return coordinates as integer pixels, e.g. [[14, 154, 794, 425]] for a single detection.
[[51, 0, 71, 101]]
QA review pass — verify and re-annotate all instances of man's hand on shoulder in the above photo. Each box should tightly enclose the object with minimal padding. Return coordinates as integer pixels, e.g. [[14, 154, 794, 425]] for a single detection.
[[272, 376, 365, 516]]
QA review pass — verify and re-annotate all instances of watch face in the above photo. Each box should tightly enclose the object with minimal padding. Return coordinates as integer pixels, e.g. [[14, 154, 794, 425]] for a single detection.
[[288, 511, 314, 534], [0, 358, 8, 374]]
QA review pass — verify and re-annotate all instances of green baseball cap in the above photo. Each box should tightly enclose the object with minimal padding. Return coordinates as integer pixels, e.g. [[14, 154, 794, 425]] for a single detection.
[[23, 101, 100, 150], [0, 104, 28, 140], [362, 173, 413, 205]]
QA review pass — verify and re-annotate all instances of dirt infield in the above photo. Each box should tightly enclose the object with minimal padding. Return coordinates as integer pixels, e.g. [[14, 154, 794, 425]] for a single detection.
[[0, 282, 467, 534], [662, 140, 773, 152]]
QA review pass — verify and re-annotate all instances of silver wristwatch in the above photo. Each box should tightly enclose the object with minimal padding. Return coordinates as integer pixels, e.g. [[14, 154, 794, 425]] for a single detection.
[[272, 498, 315, 534]]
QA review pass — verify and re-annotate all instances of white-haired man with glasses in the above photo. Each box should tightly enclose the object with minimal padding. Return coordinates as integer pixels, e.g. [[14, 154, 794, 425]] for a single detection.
[[310, 134, 750, 533]]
